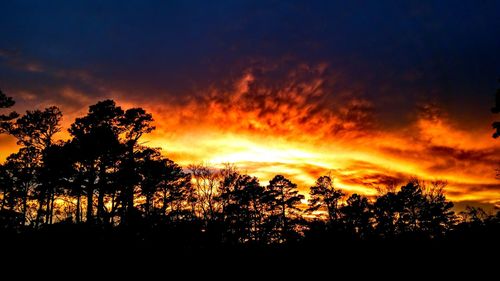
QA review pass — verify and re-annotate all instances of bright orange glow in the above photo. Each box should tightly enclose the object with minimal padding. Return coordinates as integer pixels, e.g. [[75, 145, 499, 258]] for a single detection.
[[140, 70, 500, 208], [2, 67, 499, 210], [143, 127, 499, 203]]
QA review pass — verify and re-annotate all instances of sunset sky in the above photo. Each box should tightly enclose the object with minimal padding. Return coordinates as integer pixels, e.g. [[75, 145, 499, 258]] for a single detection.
[[1, 0, 499, 210]]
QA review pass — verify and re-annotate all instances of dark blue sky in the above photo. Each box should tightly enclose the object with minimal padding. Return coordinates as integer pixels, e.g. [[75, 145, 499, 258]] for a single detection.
[[1, 0, 499, 128]]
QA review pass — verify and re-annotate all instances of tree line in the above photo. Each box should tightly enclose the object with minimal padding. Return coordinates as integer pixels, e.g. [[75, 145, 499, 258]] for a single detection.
[[1, 89, 499, 247]]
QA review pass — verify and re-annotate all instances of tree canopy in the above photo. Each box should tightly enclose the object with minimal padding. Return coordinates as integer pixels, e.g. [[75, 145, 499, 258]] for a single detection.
[[0, 95, 498, 254]]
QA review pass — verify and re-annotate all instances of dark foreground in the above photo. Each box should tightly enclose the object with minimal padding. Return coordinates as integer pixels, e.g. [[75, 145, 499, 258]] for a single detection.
[[2, 223, 498, 277]]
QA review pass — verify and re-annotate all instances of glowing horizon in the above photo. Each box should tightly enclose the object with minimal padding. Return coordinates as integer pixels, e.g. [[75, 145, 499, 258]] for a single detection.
[[1, 1, 499, 212], [1, 68, 499, 211]]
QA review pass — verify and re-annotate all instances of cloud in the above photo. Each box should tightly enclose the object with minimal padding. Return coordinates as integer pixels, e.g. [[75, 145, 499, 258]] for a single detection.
[[0, 48, 44, 73], [1, 56, 499, 207], [141, 61, 375, 143], [130, 63, 499, 206]]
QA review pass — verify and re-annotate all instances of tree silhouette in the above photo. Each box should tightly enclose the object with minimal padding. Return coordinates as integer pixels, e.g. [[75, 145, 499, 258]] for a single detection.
[[68, 100, 124, 223], [374, 191, 399, 238], [2, 147, 40, 225], [373, 179, 455, 239], [7, 107, 62, 151], [395, 181, 426, 235], [264, 175, 304, 243], [460, 206, 489, 224], [420, 180, 455, 238], [160, 158, 192, 221], [136, 148, 165, 217], [341, 194, 373, 239], [0, 97, 496, 256], [219, 171, 265, 244], [0, 90, 19, 221], [37, 142, 75, 225], [0, 163, 15, 211], [2, 107, 64, 226], [188, 163, 221, 224], [137, 147, 192, 221], [0, 89, 18, 133], [307, 175, 344, 223], [119, 107, 155, 223], [0, 96, 69, 230]]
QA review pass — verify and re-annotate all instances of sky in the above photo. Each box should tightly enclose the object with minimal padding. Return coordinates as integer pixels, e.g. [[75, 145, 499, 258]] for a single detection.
[[1, 0, 499, 210]]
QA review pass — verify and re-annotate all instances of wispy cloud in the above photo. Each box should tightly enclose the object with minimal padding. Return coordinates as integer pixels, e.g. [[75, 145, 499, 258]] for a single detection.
[[1, 57, 498, 207]]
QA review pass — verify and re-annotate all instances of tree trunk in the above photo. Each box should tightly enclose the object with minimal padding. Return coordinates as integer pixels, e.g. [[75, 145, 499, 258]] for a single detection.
[[22, 185, 28, 225], [86, 165, 96, 223], [124, 145, 136, 224], [35, 198, 44, 227], [76, 195, 81, 223], [49, 193, 55, 224], [45, 190, 51, 224], [86, 188, 93, 223], [110, 191, 116, 225], [97, 162, 107, 223], [97, 189, 105, 223]]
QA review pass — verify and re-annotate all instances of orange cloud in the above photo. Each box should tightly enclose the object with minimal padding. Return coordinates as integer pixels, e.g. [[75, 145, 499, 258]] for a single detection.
[[137, 64, 499, 206], [1, 62, 499, 209]]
